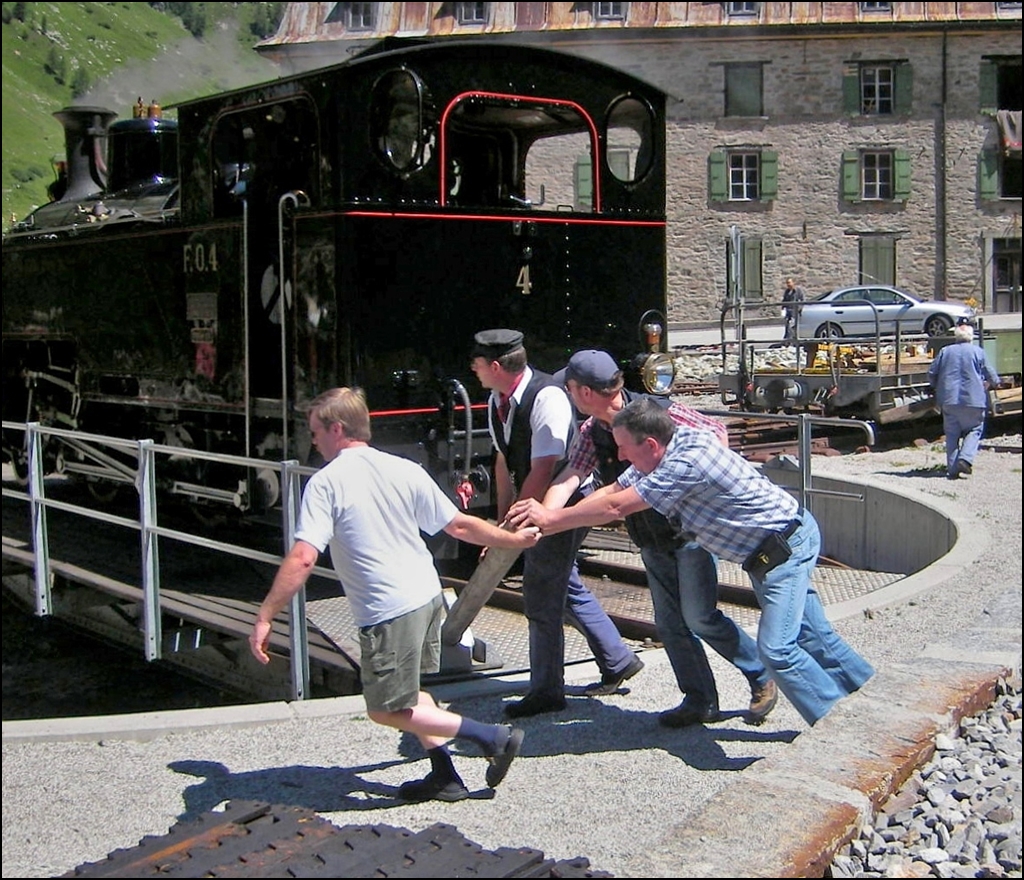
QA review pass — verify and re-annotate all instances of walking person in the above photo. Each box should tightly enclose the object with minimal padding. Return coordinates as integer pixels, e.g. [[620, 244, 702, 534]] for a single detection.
[[469, 329, 643, 718], [782, 277, 805, 341], [541, 349, 777, 726], [249, 387, 538, 802], [509, 397, 875, 727], [928, 318, 1001, 480]]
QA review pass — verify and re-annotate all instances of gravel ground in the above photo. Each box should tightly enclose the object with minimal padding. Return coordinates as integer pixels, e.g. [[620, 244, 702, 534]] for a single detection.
[[1, 421, 1020, 878]]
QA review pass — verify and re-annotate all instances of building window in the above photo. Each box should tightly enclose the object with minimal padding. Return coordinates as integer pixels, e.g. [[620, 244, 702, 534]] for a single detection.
[[980, 57, 1023, 113], [725, 2, 760, 16], [329, 2, 375, 31], [456, 2, 488, 25], [979, 150, 1023, 200], [860, 2, 892, 12], [709, 149, 777, 202], [992, 238, 1022, 314], [842, 149, 911, 202], [724, 63, 764, 117], [843, 62, 912, 115], [594, 2, 626, 20], [861, 66, 893, 115], [859, 237, 896, 287]]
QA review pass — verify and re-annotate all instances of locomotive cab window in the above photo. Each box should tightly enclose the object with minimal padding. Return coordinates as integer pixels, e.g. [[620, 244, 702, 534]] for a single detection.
[[606, 96, 654, 183], [211, 97, 320, 217], [441, 94, 598, 211], [371, 69, 433, 174]]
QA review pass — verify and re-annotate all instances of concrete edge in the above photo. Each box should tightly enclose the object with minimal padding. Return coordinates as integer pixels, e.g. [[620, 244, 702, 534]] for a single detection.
[[817, 470, 990, 622], [635, 584, 1023, 879]]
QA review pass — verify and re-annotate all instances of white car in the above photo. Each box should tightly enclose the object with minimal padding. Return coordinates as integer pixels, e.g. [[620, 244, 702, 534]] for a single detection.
[[796, 285, 975, 339]]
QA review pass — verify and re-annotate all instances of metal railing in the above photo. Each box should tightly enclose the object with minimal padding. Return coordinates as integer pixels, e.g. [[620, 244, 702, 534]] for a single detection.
[[1, 419, 329, 700]]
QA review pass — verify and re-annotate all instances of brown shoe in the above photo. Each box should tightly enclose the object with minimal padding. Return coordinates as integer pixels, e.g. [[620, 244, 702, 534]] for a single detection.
[[746, 679, 778, 725]]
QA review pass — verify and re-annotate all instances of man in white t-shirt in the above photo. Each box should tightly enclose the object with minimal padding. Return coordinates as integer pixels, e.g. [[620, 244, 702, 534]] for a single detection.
[[249, 387, 540, 802]]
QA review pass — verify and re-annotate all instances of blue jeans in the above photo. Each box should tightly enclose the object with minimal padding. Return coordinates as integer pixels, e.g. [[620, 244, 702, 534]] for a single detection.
[[521, 526, 633, 699], [940, 404, 987, 476], [641, 542, 768, 710], [746, 511, 875, 725]]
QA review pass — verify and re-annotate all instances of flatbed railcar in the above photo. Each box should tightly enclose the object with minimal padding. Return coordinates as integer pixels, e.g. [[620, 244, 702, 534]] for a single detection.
[[2, 38, 669, 545], [711, 311, 1021, 424]]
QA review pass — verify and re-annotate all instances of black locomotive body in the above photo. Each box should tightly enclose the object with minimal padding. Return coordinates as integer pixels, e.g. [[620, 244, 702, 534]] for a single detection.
[[2, 39, 668, 527]]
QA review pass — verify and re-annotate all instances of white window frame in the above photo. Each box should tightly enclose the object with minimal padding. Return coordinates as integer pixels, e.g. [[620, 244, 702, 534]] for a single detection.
[[725, 2, 760, 16], [861, 65, 894, 115], [594, 2, 626, 20], [862, 151, 894, 200], [728, 152, 760, 201], [456, 2, 488, 25], [347, 2, 375, 31]]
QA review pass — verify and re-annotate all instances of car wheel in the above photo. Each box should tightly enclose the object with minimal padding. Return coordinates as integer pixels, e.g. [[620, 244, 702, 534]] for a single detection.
[[924, 315, 953, 337], [815, 323, 844, 339]]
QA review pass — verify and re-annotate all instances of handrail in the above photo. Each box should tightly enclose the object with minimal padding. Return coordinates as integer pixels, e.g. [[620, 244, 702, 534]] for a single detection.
[[1, 420, 328, 700]]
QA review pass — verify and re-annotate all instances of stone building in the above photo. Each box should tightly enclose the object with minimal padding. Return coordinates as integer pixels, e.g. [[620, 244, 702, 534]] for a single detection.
[[256, 2, 1022, 325]]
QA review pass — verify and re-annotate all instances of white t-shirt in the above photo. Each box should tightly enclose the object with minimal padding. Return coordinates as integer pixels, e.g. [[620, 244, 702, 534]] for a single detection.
[[294, 446, 458, 628]]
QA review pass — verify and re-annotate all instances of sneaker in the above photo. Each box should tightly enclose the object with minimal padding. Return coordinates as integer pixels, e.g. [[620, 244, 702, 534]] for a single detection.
[[957, 459, 973, 476], [485, 726, 525, 788], [583, 654, 645, 696], [658, 699, 721, 729], [504, 693, 566, 719], [746, 679, 778, 725], [397, 771, 469, 803]]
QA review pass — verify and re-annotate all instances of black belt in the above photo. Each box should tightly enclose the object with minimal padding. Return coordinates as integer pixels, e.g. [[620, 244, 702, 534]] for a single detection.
[[779, 517, 801, 539]]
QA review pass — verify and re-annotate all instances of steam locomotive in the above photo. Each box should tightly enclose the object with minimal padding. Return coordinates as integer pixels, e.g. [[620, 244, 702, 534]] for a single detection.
[[2, 38, 668, 532]]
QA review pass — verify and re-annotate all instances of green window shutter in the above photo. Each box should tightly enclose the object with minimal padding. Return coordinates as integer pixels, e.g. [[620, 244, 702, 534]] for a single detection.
[[759, 150, 778, 200], [978, 149, 1000, 200], [708, 151, 727, 202], [893, 149, 911, 201], [842, 66, 861, 114], [842, 150, 861, 201], [979, 60, 998, 114], [742, 238, 763, 300], [575, 156, 593, 210], [894, 63, 913, 115]]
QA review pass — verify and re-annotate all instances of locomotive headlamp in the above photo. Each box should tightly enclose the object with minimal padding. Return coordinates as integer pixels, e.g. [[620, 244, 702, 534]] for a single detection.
[[638, 352, 677, 395]]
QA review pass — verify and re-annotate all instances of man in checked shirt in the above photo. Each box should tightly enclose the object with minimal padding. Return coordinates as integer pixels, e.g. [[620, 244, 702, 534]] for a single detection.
[[510, 393, 875, 728], [539, 350, 779, 727]]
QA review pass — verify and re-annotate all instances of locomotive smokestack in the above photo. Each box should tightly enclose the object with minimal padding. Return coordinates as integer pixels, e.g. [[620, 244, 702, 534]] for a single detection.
[[52, 106, 118, 202]]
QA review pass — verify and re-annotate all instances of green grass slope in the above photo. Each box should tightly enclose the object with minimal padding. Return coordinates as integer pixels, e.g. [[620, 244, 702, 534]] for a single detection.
[[2, 2, 283, 228]]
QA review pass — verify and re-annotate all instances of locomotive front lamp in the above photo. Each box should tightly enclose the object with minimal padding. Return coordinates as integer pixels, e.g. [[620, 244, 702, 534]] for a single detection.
[[639, 352, 676, 395]]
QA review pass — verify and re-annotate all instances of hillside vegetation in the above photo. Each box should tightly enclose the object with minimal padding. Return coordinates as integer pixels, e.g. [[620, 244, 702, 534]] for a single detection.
[[1, 1, 284, 227]]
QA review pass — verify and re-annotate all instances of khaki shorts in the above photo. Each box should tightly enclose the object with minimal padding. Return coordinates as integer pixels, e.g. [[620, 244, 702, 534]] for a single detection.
[[358, 593, 443, 713]]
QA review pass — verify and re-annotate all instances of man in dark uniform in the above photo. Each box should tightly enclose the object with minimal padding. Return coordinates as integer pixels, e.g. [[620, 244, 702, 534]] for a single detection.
[[540, 350, 777, 726], [469, 330, 642, 718]]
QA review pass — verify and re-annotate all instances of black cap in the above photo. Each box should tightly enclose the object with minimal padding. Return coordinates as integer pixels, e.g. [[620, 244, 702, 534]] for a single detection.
[[471, 329, 524, 360], [955, 316, 973, 326]]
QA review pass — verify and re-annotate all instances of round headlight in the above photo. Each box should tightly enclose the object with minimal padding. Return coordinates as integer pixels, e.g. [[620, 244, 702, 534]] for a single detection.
[[639, 353, 676, 395]]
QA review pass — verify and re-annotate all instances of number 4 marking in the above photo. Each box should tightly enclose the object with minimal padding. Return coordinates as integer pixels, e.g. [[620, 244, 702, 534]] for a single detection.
[[516, 265, 532, 296]]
